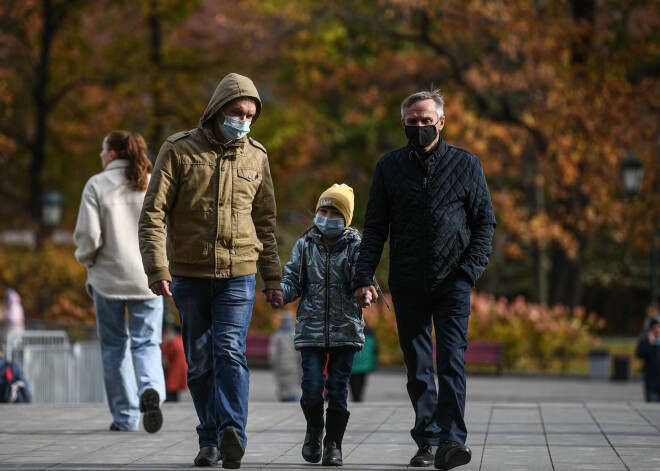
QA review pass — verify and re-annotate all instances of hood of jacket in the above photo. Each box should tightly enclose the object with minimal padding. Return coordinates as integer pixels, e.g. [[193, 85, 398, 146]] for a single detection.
[[198, 73, 262, 130]]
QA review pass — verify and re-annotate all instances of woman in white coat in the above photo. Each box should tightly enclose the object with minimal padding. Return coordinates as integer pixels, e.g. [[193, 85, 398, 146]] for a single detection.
[[74, 131, 165, 433]]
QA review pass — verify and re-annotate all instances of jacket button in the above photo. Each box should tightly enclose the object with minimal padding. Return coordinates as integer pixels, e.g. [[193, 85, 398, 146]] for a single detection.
[[218, 202, 223, 207], [217, 236, 222, 241], [221, 167, 225, 171], [248, 175, 252, 180], [216, 269, 221, 275], [183, 130, 189, 135]]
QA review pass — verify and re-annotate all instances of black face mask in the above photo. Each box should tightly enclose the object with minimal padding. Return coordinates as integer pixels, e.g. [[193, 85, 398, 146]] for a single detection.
[[405, 124, 438, 150]]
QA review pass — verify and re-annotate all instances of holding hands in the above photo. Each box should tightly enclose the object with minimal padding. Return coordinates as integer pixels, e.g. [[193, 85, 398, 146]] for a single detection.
[[266, 289, 284, 309], [353, 286, 378, 308]]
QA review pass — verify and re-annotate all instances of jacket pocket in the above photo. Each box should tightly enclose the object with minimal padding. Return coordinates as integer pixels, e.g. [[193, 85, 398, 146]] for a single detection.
[[234, 167, 261, 205], [235, 211, 262, 247], [172, 210, 213, 263], [454, 229, 468, 263], [231, 210, 263, 262], [298, 295, 315, 321], [237, 167, 261, 183]]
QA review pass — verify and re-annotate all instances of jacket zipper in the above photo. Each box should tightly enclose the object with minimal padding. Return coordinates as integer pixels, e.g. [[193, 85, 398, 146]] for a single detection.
[[325, 244, 331, 347], [415, 152, 430, 293]]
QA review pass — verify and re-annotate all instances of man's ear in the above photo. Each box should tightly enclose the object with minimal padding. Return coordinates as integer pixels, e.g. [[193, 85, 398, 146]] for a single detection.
[[437, 115, 446, 132]]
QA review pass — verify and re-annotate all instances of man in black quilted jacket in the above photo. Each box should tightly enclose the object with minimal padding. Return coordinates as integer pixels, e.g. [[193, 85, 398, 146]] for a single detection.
[[353, 89, 496, 470]]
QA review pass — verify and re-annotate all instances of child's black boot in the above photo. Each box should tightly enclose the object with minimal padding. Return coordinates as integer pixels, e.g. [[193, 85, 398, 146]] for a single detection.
[[301, 399, 324, 463], [322, 408, 350, 466]]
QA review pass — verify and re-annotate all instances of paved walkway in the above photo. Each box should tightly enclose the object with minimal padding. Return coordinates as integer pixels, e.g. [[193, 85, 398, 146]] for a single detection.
[[1, 371, 659, 470]]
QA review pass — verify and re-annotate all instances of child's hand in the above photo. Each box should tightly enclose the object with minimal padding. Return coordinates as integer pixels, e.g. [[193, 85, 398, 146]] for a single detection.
[[265, 289, 284, 309], [363, 291, 373, 307], [353, 286, 378, 308]]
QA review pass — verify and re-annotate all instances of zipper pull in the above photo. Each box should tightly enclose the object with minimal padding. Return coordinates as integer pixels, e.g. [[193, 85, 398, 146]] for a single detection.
[[423, 177, 427, 189]]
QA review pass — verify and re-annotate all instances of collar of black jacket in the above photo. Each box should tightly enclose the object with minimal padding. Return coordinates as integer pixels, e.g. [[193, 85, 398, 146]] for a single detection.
[[406, 137, 448, 161]]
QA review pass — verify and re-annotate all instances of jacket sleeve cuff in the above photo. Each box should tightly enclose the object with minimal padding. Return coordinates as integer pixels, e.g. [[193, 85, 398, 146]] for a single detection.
[[147, 267, 172, 288], [352, 279, 373, 292], [458, 266, 476, 288], [263, 279, 283, 291]]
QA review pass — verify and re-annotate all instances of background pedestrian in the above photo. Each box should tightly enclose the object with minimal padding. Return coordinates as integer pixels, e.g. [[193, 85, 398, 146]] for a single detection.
[[74, 130, 165, 433], [350, 323, 378, 402], [268, 311, 302, 402]]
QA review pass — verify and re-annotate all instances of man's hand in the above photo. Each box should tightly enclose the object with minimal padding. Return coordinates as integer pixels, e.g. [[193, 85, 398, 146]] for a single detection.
[[648, 329, 659, 344], [150, 280, 172, 297], [353, 286, 378, 308], [266, 289, 284, 308]]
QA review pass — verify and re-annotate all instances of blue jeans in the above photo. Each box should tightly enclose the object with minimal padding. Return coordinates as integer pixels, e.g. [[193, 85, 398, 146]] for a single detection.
[[300, 347, 355, 412], [646, 388, 660, 402], [93, 291, 165, 431], [171, 275, 255, 448], [391, 272, 472, 447]]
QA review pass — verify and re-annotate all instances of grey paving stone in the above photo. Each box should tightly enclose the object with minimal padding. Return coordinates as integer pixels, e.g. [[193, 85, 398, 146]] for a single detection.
[[0, 373, 658, 470]]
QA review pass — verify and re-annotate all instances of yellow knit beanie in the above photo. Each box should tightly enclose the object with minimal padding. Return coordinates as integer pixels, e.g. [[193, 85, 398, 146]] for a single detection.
[[316, 183, 354, 226]]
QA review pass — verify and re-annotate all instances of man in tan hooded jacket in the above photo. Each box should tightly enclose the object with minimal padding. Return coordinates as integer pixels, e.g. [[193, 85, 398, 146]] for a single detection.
[[139, 73, 283, 469]]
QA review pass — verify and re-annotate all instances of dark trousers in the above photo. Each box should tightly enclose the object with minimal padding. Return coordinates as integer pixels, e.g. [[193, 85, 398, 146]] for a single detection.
[[392, 273, 472, 447], [645, 385, 660, 402], [300, 347, 354, 412]]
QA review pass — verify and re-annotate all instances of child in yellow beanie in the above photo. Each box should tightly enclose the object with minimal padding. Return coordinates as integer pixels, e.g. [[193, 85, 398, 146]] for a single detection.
[[279, 183, 364, 467]]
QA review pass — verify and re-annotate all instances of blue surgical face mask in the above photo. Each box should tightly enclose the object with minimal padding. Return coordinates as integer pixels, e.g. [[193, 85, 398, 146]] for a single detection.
[[314, 214, 345, 239], [218, 111, 251, 141]]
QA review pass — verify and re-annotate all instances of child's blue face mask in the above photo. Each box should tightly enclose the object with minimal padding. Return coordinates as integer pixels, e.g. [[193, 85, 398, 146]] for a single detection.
[[314, 214, 345, 238]]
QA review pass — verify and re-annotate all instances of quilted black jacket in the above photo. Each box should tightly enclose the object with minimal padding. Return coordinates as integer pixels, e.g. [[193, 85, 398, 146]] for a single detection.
[[353, 139, 496, 294]]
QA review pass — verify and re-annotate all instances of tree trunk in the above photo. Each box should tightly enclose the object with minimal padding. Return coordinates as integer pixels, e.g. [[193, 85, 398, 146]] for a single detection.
[[30, 0, 57, 220], [545, 0, 595, 306], [147, 0, 164, 158], [549, 235, 586, 307]]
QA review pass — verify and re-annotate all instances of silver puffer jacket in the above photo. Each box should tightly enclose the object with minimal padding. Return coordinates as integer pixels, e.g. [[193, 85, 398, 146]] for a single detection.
[[282, 227, 365, 350]]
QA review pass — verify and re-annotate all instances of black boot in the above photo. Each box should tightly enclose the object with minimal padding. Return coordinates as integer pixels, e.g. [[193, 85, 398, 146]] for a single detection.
[[300, 399, 324, 463], [322, 408, 350, 466]]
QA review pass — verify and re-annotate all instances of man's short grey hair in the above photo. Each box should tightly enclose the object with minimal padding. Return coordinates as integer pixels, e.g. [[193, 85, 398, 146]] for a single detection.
[[401, 89, 445, 119]]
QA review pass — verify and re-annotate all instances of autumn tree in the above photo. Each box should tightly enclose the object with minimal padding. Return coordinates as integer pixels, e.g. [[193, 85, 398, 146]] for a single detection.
[[0, 0, 252, 227], [0, 0, 252, 321], [0, 0, 97, 225], [1, 0, 659, 333], [235, 0, 660, 318]]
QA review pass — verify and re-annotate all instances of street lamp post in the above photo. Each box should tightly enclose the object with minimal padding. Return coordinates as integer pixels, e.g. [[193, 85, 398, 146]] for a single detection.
[[621, 152, 658, 305]]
